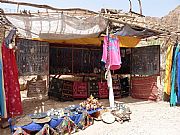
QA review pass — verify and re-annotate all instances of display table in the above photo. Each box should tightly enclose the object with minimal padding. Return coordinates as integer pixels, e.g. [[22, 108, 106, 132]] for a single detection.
[[9, 108, 101, 133]]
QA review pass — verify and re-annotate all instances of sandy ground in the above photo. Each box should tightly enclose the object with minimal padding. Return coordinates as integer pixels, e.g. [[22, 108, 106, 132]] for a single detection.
[[1, 91, 180, 135]]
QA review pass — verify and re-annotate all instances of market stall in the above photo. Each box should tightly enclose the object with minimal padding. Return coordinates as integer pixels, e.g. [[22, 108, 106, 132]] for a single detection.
[[0, 1, 172, 133], [2, 6, 162, 103]]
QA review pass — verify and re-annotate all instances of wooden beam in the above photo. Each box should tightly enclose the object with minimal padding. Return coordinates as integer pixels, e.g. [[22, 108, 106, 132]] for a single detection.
[[2, 11, 94, 17], [106, 17, 164, 35], [101, 13, 135, 18], [0, 0, 98, 14], [2, 13, 34, 17]]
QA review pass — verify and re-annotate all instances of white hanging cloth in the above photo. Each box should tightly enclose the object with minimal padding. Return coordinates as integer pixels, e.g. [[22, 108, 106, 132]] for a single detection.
[[105, 66, 114, 107]]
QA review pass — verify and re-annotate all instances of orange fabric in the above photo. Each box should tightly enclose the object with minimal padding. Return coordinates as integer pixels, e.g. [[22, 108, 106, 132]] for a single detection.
[[33, 37, 101, 46], [118, 36, 141, 47]]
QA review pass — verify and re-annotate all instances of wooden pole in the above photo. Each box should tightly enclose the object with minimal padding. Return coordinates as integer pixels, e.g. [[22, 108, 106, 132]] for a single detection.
[[72, 45, 74, 74], [17, 4, 19, 13], [138, 0, 143, 15], [128, 0, 132, 12]]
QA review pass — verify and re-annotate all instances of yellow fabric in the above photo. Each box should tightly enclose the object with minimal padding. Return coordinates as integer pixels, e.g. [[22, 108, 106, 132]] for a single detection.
[[33, 36, 141, 47], [164, 44, 173, 95]]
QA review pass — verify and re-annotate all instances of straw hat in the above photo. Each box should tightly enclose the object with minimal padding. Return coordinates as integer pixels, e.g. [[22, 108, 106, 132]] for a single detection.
[[15, 115, 33, 127], [101, 112, 115, 124]]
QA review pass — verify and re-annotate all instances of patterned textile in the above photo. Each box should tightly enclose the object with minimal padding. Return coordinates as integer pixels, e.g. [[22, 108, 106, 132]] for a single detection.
[[2, 41, 22, 117], [13, 127, 30, 135], [76, 111, 94, 130], [35, 124, 58, 135], [56, 116, 78, 134]]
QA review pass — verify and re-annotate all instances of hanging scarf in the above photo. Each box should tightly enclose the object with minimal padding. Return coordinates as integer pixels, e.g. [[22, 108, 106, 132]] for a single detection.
[[170, 44, 180, 106], [177, 45, 180, 103], [164, 44, 173, 96]]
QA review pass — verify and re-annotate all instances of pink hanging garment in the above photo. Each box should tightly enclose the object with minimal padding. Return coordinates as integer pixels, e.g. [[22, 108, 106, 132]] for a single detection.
[[101, 36, 121, 70]]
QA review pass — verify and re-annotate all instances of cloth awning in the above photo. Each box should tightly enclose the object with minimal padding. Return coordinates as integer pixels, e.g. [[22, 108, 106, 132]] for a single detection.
[[6, 13, 107, 40], [34, 36, 141, 47], [116, 24, 158, 38], [6, 12, 141, 47]]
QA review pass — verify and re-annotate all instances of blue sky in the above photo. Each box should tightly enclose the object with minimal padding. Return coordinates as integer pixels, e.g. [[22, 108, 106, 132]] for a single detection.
[[0, 0, 179, 17]]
